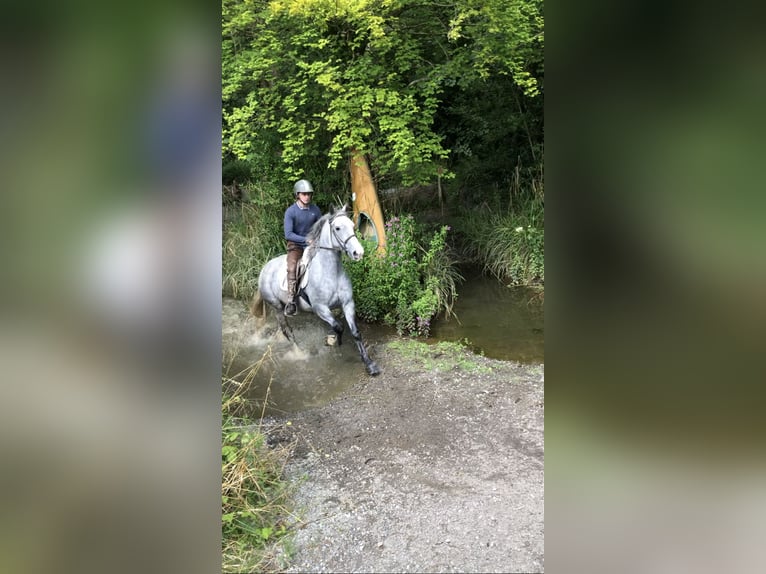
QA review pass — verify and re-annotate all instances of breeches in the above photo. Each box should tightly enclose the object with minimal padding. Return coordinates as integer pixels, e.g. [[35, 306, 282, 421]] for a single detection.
[[286, 242, 303, 283]]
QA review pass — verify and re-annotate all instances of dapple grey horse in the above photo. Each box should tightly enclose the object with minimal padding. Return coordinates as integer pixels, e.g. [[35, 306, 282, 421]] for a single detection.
[[250, 206, 381, 376]]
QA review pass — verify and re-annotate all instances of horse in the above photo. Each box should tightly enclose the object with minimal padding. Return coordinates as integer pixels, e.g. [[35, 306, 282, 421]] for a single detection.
[[250, 205, 381, 376]]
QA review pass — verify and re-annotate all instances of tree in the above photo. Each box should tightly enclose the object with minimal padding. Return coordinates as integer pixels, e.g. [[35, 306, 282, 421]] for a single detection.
[[222, 0, 543, 187]]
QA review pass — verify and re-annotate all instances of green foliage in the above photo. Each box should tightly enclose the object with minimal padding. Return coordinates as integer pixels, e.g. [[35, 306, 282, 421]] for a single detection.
[[490, 221, 544, 284], [222, 357, 295, 573], [223, 158, 253, 186], [222, 0, 543, 186], [223, 184, 286, 300], [453, 189, 544, 285], [418, 224, 463, 318], [344, 214, 461, 336], [445, 0, 544, 96], [437, 79, 543, 204], [221, 420, 292, 572]]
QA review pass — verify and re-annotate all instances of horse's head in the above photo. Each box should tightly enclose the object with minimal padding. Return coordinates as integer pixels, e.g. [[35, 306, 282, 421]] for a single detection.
[[329, 207, 364, 261]]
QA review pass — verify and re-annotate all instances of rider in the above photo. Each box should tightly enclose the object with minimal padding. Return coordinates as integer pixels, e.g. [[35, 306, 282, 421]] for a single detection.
[[283, 179, 322, 316]]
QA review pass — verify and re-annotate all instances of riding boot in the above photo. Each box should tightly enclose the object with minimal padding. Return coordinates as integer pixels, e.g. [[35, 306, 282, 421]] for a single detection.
[[285, 243, 303, 316], [284, 280, 298, 316]]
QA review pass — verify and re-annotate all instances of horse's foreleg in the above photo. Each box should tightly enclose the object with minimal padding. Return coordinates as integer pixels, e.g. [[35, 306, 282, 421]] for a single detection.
[[341, 302, 381, 376], [312, 305, 344, 345]]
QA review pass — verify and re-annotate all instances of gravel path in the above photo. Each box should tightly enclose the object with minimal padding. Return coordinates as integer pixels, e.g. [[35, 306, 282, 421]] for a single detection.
[[272, 344, 545, 573]]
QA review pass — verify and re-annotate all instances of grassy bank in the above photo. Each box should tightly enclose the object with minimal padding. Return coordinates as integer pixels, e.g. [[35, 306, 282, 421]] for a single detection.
[[222, 353, 295, 573], [451, 194, 544, 286], [387, 339, 492, 373]]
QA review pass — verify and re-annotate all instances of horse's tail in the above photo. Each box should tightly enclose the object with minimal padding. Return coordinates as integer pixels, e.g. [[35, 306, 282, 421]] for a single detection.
[[250, 290, 266, 318]]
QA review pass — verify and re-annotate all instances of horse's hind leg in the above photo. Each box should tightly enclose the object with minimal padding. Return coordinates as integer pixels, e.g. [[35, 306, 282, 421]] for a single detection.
[[276, 311, 295, 342]]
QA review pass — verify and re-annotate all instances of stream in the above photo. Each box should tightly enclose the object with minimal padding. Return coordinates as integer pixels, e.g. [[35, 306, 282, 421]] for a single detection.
[[222, 271, 543, 415]]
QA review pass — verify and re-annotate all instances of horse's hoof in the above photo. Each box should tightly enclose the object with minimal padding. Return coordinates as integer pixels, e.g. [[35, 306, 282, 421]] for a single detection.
[[325, 334, 338, 346], [366, 362, 381, 376]]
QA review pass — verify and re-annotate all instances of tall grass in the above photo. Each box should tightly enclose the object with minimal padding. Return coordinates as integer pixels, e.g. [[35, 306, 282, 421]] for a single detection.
[[418, 226, 464, 320], [453, 178, 544, 285], [222, 350, 296, 573], [223, 195, 284, 301]]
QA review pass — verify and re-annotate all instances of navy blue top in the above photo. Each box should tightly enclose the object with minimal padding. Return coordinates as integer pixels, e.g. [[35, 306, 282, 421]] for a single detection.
[[284, 202, 322, 248]]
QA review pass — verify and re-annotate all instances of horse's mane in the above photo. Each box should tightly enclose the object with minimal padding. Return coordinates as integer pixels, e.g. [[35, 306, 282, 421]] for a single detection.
[[304, 205, 348, 260], [305, 212, 332, 247]]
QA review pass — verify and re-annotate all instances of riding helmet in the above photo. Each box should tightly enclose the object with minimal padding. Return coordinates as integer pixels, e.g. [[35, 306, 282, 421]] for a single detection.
[[293, 179, 314, 197]]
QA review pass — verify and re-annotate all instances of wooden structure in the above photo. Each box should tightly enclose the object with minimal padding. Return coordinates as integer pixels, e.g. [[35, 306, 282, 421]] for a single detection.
[[349, 151, 387, 254]]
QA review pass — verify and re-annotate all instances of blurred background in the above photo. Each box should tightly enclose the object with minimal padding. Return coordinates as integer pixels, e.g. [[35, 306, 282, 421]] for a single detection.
[[2, 0, 766, 572], [547, 0, 766, 572], [0, 1, 221, 573]]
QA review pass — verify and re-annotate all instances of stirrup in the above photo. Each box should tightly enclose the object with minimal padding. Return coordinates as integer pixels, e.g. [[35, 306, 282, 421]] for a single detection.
[[284, 301, 297, 316]]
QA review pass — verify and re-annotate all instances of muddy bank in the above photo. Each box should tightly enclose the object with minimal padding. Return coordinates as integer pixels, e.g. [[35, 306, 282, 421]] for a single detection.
[[270, 341, 544, 573]]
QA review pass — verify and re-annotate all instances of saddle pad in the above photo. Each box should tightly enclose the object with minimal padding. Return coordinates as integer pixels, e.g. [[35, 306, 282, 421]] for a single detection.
[[279, 261, 309, 293]]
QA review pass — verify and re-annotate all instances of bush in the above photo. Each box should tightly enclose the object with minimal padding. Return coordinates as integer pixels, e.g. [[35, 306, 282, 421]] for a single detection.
[[222, 158, 253, 185], [345, 214, 461, 337]]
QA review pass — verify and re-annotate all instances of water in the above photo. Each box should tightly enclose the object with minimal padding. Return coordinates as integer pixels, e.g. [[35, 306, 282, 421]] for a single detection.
[[428, 270, 544, 363], [222, 300, 392, 416], [222, 273, 543, 414]]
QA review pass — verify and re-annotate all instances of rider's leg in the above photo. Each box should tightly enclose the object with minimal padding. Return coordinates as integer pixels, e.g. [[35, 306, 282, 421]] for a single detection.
[[284, 243, 303, 316]]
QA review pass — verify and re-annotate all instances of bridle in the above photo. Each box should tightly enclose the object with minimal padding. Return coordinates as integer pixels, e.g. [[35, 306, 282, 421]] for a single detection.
[[320, 213, 357, 252]]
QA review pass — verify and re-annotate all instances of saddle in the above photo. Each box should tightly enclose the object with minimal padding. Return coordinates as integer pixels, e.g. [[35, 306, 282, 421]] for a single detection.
[[279, 258, 310, 293]]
